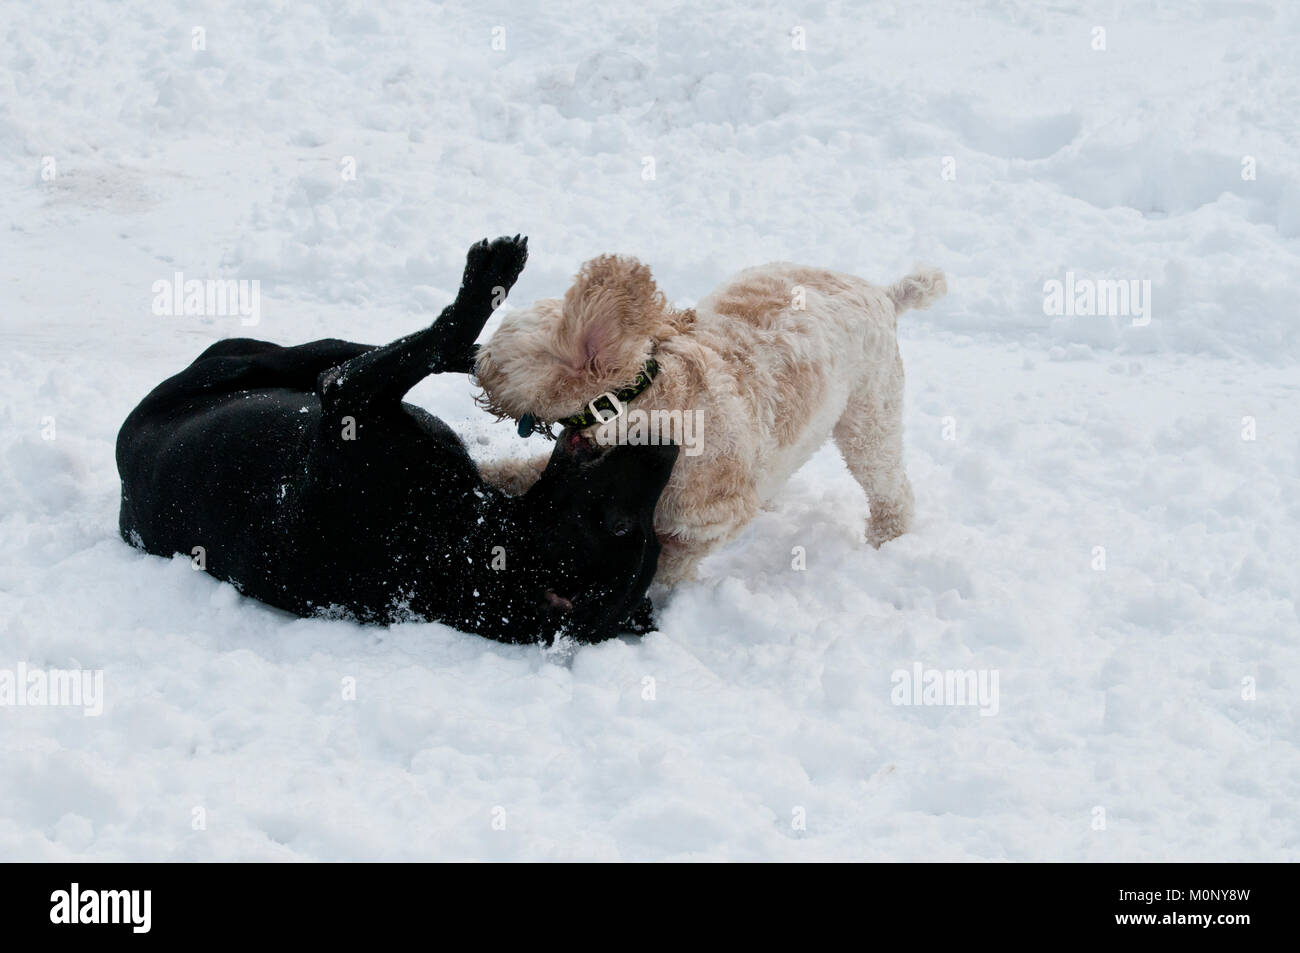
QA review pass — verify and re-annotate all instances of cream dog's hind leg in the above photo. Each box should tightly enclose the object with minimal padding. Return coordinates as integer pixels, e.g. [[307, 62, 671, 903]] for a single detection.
[[833, 353, 914, 548]]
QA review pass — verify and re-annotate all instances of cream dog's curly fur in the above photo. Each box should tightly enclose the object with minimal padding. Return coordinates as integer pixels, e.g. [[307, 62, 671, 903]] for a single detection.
[[475, 256, 946, 585]]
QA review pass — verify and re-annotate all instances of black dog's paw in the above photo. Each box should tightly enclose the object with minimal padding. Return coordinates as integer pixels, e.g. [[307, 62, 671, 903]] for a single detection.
[[488, 234, 528, 293], [620, 596, 659, 635], [462, 234, 528, 300], [430, 236, 529, 374]]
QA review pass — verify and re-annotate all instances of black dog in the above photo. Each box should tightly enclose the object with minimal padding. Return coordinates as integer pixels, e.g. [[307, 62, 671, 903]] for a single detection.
[[116, 236, 678, 644]]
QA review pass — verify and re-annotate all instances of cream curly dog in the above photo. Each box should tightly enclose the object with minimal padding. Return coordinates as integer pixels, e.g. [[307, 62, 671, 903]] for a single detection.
[[474, 256, 946, 585]]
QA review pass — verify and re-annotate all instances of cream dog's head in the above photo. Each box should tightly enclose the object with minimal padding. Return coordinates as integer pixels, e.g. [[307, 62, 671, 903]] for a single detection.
[[475, 255, 689, 434]]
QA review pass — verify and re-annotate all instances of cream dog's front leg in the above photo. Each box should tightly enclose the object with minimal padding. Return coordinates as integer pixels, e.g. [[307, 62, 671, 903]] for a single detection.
[[652, 462, 760, 584]]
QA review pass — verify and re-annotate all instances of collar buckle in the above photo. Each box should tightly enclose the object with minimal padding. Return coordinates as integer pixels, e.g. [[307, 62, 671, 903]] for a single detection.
[[588, 392, 626, 425]]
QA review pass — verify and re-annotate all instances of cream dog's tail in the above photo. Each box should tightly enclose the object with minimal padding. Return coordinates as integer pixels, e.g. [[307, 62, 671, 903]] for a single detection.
[[886, 266, 947, 314]]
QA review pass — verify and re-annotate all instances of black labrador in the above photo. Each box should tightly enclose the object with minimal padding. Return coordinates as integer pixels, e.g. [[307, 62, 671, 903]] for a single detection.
[[116, 236, 678, 644]]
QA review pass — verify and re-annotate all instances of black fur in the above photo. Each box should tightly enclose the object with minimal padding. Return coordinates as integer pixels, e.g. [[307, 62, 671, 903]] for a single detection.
[[116, 236, 678, 644]]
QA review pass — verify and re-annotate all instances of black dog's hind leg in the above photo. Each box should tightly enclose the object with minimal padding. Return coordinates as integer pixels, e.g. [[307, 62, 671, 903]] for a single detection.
[[198, 337, 373, 369], [198, 338, 376, 391], [129, 338, 378, 418], [319, 236, 527, 416]]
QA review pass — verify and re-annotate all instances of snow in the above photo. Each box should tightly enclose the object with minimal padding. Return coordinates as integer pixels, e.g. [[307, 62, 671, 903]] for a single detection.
[[2, 0, 1298, 860]]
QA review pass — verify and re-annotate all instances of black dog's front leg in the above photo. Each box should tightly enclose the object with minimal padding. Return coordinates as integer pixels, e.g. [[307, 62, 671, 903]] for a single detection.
[[427, 235, 528, 374], [432, 343, 482, 377], [320, 235, 527, 415]]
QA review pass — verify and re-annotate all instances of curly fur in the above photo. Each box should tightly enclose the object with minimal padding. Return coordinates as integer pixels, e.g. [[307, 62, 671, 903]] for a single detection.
[[475, 255, 947, 585]]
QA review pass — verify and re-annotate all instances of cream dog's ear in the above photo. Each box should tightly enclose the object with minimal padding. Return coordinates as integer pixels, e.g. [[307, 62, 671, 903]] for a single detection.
[[558, 255, 667, 370], [471, 340, 505, 414]]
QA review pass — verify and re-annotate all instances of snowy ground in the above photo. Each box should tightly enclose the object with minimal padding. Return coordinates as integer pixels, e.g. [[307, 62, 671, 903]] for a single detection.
[[2, 0, 1298, 860]]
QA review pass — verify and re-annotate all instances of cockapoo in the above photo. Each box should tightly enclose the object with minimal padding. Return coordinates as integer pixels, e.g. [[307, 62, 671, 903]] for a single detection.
[[475, 255, 946, 585]]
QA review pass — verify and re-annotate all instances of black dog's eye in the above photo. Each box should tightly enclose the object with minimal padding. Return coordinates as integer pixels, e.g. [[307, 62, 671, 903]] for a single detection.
[[611, 521, 631, 537]]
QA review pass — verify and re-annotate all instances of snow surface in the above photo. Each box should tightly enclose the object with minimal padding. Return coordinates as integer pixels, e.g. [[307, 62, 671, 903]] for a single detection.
[[2, 0, 1298, 860]]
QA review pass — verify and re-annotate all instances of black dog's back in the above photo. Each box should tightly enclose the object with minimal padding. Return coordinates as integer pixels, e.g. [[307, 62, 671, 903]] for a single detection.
[[116, 238, 679, 642]]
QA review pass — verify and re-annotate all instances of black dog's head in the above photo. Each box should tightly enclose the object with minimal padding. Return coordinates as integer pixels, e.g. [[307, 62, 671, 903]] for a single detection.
[[521, 437, 678, 642]]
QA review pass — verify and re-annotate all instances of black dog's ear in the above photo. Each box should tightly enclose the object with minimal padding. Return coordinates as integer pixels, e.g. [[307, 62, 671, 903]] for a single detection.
[[534, 437, 678, 507], [641, 442, 680, 485], [605, 441, 678, 475], [589, 442, 679, 503]]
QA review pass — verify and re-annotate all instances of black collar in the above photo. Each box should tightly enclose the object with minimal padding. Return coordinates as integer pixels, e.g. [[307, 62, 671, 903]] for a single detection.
[[517, 358, 660, 438]]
